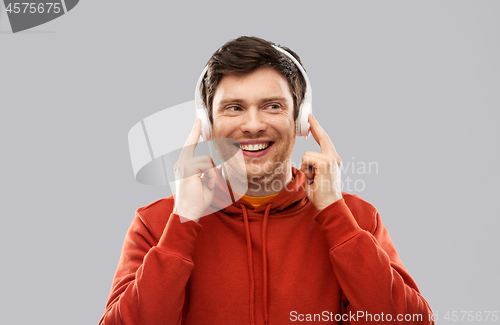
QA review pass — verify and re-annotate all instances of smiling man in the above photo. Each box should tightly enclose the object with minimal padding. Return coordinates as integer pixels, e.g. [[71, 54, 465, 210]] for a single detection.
[[211, 66, 296, 197], [100, 36, 434, 325]]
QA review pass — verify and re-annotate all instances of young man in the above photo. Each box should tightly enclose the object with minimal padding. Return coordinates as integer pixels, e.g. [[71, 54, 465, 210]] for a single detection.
[[100, 36, 434, 324]]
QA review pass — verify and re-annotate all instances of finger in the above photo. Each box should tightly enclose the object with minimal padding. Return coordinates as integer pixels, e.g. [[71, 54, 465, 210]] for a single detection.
[[178, 118, 202, 162], [301, 153, 333, 176], [176, 162, 215, 179], [300, 156, 311, 178], [307, 115, 342, 167], [302, 165, 314, 180], [185, 155, 215, 166], [308, 114, 338, 158], [300, 158, 315, 182], [303, 151, 342, 168], [196, 156, 216, 179], [174, 155, 215, 175], [203, 167, 218, 190], [300, 159, 319, 188]]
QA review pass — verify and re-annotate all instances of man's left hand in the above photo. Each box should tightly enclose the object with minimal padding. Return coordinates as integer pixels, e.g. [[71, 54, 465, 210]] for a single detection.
[[301, 114, 343, 212]]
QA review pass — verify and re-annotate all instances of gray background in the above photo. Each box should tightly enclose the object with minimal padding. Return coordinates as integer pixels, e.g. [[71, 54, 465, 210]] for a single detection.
[[1, 1, 498, 324]]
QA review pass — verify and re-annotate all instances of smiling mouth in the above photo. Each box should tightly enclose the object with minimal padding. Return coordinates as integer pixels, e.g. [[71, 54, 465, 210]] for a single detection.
[[235, 142, 274, 152]]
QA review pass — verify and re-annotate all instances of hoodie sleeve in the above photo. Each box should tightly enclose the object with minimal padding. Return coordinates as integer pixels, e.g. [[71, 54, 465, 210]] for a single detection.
[[314, 198, 434, 324], [99, 211, 202, 325]]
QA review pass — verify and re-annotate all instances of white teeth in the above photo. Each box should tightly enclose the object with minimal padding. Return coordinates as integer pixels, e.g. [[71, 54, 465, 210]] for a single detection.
[[240, 143, 271, 151]]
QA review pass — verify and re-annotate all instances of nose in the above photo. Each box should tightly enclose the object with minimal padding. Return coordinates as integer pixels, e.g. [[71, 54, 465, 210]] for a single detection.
[[239, 108, 267, 134]]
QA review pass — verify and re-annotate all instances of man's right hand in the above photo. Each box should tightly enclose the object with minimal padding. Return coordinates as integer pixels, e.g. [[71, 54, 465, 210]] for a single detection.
[[172, 118, 217, 223]]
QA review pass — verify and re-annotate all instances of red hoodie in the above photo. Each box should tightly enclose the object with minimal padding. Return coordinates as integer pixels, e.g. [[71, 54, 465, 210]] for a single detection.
[[100, 167, 434, 324]]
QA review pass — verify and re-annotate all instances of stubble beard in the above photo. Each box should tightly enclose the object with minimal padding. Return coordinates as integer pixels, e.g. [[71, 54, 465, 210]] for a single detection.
[[221, 137, 295, 197], [212, 122, 296, 197]]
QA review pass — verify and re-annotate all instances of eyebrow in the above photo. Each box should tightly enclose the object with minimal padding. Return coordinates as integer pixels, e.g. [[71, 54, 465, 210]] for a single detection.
[[218, 96, 289, 106]]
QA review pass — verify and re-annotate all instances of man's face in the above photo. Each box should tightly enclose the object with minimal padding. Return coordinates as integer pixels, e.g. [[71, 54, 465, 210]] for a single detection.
[[211, 67, 296, 186]]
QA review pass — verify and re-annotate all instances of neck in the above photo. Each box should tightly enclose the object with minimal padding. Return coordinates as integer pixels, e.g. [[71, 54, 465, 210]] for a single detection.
[[222, 163, 293, 197]]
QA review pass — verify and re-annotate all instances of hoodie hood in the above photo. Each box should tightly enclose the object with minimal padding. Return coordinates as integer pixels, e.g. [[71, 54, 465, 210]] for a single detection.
[[209, 166, 309, 217]]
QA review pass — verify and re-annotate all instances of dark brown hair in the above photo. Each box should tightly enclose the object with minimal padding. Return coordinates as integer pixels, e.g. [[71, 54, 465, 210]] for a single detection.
[[200, 36, 307, 125]]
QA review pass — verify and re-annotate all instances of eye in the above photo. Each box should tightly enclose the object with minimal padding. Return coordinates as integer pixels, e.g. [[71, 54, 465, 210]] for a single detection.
[[223, 105, 244, 116], [265, 104, 282, 111], [227, 106, 243, 112]]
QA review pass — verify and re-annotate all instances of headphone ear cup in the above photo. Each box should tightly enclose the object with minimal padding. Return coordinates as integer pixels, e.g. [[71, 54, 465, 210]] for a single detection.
[[295, 113, 302, 136], [194, 65, 212, 141], [198, 109, 212, 141], [296, 103, 311, 137]]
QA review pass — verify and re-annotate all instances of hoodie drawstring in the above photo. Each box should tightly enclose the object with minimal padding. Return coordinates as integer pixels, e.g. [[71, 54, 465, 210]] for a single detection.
[[241, 204, 255, 325], [241, 203, 272, 325], [262, 203, 272, 325]]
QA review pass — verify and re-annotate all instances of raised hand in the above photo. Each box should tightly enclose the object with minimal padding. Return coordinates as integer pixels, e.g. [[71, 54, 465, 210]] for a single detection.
[[172, 119, 218, 222], [300, 114, 343, 212]]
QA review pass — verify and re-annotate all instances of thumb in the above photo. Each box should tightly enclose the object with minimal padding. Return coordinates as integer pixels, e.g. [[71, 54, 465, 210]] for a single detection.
[[205, 167, 217, 190]]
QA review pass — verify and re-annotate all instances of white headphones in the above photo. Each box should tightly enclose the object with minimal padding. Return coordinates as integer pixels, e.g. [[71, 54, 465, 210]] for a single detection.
[[194, 44, 312, 141]]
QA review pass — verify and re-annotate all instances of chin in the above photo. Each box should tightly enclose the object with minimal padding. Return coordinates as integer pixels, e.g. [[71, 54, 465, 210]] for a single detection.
[[245, 168, 269, 181]]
